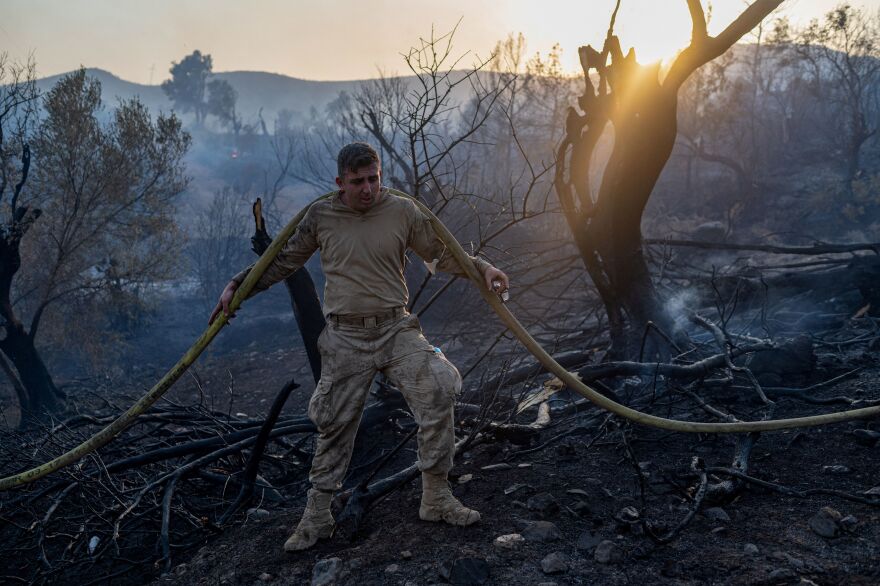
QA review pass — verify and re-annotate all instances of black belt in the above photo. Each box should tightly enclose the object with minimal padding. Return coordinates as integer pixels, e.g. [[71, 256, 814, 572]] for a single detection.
[[329, 307, 406, 328]]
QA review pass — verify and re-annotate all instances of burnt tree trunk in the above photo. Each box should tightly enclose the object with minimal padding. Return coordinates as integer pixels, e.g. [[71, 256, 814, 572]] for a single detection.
[[0, 318, 62, 418], [0, 146, 64, 422], [281, 270, 325, 383], [0, 228, 64, 419], [0, 352, 29, 415], [249, 199, 325, 383], [554, 0, 783, 359]]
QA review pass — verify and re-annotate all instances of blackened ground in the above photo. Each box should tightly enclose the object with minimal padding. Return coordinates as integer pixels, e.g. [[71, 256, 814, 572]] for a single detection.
[[153, 350, 880, 586]]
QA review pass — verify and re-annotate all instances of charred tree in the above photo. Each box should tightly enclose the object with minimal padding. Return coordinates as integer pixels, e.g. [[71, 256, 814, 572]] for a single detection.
[[554, 0, 783, 359], [0, 146, 63, 418], [0, 62, 64, 420], [248, 198, 325, 382]]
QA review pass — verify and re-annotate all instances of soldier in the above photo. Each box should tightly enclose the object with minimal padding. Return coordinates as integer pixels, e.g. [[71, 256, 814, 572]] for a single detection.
[[210, 142, 509, 551]]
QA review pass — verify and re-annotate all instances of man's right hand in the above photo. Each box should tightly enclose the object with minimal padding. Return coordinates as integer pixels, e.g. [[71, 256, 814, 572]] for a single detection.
[[209, 280, 240, 325]]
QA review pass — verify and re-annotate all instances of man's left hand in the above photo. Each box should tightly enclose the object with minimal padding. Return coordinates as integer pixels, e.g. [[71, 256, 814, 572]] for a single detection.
[[484, 266, 510, 298]]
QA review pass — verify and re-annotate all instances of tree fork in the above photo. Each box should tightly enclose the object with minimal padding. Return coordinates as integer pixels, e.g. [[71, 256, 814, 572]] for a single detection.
[[554, 0, 784, 358]]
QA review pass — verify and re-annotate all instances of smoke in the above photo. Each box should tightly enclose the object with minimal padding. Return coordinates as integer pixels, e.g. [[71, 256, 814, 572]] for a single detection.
[[664, 287, 699, 329]]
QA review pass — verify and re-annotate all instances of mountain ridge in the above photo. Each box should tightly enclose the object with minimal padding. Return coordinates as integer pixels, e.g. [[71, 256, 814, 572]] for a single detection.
[[34, 67, 369, 124]]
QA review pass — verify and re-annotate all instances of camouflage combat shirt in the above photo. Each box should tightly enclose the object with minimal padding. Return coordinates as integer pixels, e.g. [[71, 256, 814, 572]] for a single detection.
[[232, 189, 491, 316]]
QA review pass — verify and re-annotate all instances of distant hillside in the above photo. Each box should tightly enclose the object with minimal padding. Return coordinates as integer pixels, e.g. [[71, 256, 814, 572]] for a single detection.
[[214, 71, 361, 123], [35, 68, 365, 124], [37, 69, 170, 115], [34, 66, 504, 129]]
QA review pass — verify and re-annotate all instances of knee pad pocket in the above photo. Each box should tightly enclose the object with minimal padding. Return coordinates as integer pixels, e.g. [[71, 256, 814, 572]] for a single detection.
[[429, 356, 462, 399]]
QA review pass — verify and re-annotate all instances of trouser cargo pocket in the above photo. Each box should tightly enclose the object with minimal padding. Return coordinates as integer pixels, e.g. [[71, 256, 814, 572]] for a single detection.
[[308, 377, 334, 429]]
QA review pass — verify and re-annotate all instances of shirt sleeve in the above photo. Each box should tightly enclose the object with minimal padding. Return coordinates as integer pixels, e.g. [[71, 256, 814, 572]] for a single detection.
[[230, 207, 319, 299], [406, 202, 491, 279]]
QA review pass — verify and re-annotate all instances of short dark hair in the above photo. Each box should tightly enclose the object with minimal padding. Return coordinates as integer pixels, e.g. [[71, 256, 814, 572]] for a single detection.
[[336, 142, 380, 178]]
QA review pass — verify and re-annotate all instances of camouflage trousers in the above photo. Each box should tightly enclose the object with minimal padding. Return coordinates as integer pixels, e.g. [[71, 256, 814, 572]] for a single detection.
[[307, 312, 462, 492]]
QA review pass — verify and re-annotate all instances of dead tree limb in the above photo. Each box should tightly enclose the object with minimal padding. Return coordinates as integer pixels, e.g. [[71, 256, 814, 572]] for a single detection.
[[645, 239, 880, 256], [334, 426, 419, 540], [646, 457, 709, 544], [706, 467, 880, 507], [217, 378, 300, 525], [249, 198, 325, 383], [578, 343, 773, 381]]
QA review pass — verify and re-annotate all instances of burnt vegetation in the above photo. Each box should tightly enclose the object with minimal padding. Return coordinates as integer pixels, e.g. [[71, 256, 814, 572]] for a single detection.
[[2, 1, 880, 584]]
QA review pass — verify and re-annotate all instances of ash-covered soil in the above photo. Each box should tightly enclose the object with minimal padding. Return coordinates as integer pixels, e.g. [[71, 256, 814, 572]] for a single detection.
[[153, 346, 880, 586]]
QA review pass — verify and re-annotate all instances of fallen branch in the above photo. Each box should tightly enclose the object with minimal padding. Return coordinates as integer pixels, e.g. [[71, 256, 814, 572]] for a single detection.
[[578, 343, 773, 381], [217, 378, 300, 525], [706, 467, 880, 506], [645, 239, 880, 256], [646, 457, 709, 544]]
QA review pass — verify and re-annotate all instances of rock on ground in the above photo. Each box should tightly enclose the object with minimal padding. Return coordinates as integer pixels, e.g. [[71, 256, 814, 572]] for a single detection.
[[576, 530, 602, 551], [594, 540, 623, 564], [520, 520, 562, 542], [494, 533, 525, 550], [704, 507, 731, 522], [540, 552, 568, 575], [526, 492, 559, 514], [311, 557, 344, 586], [809, 506, 842, 538]]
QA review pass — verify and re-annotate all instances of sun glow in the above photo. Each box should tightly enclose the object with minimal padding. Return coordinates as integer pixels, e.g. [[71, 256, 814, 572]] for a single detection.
[[1, 0, 861, 84], [506, 1, 748, 76], [616, 4, 694, 65]]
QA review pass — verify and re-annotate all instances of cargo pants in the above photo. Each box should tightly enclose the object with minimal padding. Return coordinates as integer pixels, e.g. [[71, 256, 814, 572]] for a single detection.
[[307, 312, 462, 492]]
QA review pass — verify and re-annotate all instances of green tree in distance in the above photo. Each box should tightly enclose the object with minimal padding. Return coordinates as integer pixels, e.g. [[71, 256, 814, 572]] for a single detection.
[[207, 78, 241, 136], [162, 50, 213, 126]]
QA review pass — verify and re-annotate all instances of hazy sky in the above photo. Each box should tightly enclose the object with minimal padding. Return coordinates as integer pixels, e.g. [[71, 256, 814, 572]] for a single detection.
[[3, 0, 878, 83]]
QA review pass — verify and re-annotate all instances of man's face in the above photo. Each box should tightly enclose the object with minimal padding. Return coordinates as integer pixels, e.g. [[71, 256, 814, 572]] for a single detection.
[[336, 162, 381, 212]]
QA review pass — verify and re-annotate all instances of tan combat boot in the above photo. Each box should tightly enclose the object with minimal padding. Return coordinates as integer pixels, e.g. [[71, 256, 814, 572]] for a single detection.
[[419, 472, 481, 526], [283, 488, 335, 551]]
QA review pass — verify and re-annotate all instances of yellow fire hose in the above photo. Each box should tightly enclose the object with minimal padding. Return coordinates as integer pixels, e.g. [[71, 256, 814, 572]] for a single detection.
[[1, 188, 878, 491]]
